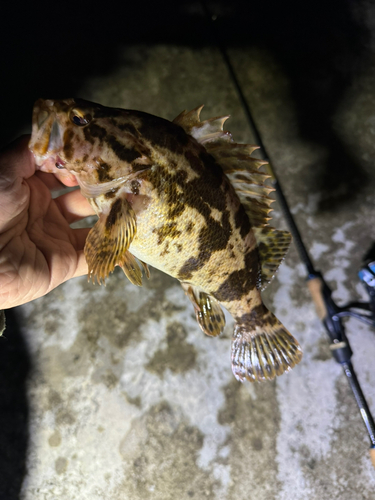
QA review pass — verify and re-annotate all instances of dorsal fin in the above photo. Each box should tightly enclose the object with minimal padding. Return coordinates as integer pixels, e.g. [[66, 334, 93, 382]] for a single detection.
[[173, 106, 275, 228], [173, 105, 232, 145], [173, 105, 205, 132]]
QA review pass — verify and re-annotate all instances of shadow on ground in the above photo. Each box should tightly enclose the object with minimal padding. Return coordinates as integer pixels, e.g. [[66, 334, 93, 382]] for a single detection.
[[0, 309, 30, 499]]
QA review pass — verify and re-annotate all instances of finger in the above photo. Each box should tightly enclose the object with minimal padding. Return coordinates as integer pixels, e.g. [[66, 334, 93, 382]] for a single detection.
[[71, 250, 89, 280], [58, 249, 89, 284], [34, 166, 79, 187], [54, 171, 79, 187], [54, 190, 95, 224], [35, 170, 68, 191], [71, 227, 92, 251]]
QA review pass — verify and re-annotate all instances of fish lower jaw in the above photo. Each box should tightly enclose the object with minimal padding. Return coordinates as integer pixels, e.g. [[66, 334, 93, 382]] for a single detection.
[[32, 155, 78, 185]]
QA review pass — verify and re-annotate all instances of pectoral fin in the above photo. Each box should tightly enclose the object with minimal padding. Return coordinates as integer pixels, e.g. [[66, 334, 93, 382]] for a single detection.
[[181, 283, 226, 337], [85, 198, 136, 284]]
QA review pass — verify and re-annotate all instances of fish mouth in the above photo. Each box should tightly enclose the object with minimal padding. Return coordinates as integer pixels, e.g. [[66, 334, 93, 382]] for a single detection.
[[29, 99, 65, 170]]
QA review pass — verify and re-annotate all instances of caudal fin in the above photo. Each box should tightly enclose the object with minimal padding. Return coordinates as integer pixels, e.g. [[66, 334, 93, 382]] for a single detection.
[[231, 312, 302, 382]]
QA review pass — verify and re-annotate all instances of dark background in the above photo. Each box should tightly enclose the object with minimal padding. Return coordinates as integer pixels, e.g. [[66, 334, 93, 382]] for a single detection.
[[0, 1, 373, 498], [1, 0, 371, 207]]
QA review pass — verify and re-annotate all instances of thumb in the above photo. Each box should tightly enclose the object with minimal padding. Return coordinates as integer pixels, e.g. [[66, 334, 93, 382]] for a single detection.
[[0, 135, 35, 189]]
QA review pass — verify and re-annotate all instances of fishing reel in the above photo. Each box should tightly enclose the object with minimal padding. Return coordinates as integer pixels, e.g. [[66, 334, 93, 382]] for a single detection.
[[358, 243, 375, 320], [331, 242, 375, 328], [322, 243, 375, 330]]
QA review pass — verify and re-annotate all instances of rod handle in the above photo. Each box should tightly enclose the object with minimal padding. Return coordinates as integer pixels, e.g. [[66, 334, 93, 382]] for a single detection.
[[307, 277, 327, 320], [370, 447, 375, 470]]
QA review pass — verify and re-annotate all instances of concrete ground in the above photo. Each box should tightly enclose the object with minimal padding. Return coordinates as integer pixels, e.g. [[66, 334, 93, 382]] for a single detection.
[[2, 1, 375, 499]]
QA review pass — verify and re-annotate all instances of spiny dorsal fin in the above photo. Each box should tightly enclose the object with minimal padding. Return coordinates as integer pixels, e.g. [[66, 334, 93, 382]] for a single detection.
[[173, 105, 232, 144], [173, 106, 275, 228], [253, 227, 292, 290], [173, 105, 204, 132]]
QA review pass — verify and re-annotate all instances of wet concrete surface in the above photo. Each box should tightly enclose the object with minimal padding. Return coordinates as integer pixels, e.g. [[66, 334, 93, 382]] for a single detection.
[[2, 1, 375, 499]]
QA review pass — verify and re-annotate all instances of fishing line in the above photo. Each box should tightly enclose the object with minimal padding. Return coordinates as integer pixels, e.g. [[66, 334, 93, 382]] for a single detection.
[[200, 0, 375, 467]]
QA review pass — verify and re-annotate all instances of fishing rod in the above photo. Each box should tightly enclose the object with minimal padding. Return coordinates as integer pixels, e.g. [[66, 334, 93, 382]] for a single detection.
[[201, 1, 375, 467]]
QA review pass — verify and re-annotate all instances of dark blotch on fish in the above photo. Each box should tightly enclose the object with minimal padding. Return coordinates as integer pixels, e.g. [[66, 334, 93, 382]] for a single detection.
[[139, 115, 189, 154], [236, 304, 266, 327], [97, 162, 114, 183], [106, 135, 142, 163], [198, 211, 231, 253], [117, 122, 138, 136], [105, 199, 123, 230], [178, 211, 231, 280], [178, 256, 205, 280], [213, 248, 259, 301], [84, 123, 107, 143], [105, 187, 120, 199], [63, 129, 75, 160], [235, 204, 251, 238], [154, 223, 181, 245]]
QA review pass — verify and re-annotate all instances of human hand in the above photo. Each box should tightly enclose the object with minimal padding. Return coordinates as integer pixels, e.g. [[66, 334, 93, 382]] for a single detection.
[[0, 136, 94, 309]]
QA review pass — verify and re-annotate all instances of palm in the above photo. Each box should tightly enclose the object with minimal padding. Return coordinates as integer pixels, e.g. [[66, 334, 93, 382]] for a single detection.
[[0, 137, 92, 309]]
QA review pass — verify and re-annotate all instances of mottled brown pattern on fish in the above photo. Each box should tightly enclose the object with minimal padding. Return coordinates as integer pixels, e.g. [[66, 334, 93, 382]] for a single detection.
[[116, 122, 140, 137], [234, 204, 252, 238], [144, 166, 187, 221], [84, 123, 107, 143], [139, 115, 189, 154], [160, 241, 170, 257], [97, 161, 114, 183], [29, 98, 301, 383], [138, 144, 237, 283], [213, 248, 259, 302], [154, 223, 181, 245], [106, 135, 142, 163], [63, 129, 75, 160]]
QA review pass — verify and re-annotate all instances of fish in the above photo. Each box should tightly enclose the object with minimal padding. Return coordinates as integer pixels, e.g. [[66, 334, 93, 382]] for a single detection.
[[29, 98, 303, 382]]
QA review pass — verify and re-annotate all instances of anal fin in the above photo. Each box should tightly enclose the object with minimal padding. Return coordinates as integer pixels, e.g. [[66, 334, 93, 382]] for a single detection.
[[181, 283, 225, 337]]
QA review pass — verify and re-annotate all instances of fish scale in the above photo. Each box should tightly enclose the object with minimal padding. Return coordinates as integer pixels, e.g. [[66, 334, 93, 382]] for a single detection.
[[29, 98, 302, 382]]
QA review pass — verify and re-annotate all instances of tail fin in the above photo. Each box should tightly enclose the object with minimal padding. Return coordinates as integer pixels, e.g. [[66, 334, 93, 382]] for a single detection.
[[231, 312, 302, 382]]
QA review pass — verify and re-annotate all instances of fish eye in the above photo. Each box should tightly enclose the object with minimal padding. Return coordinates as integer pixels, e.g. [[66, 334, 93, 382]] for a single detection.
[[70, 109, 92, 126]]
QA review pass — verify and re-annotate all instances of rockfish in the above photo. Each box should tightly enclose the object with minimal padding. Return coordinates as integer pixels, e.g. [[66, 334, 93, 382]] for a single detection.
[[29, 98, 302, 382]]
